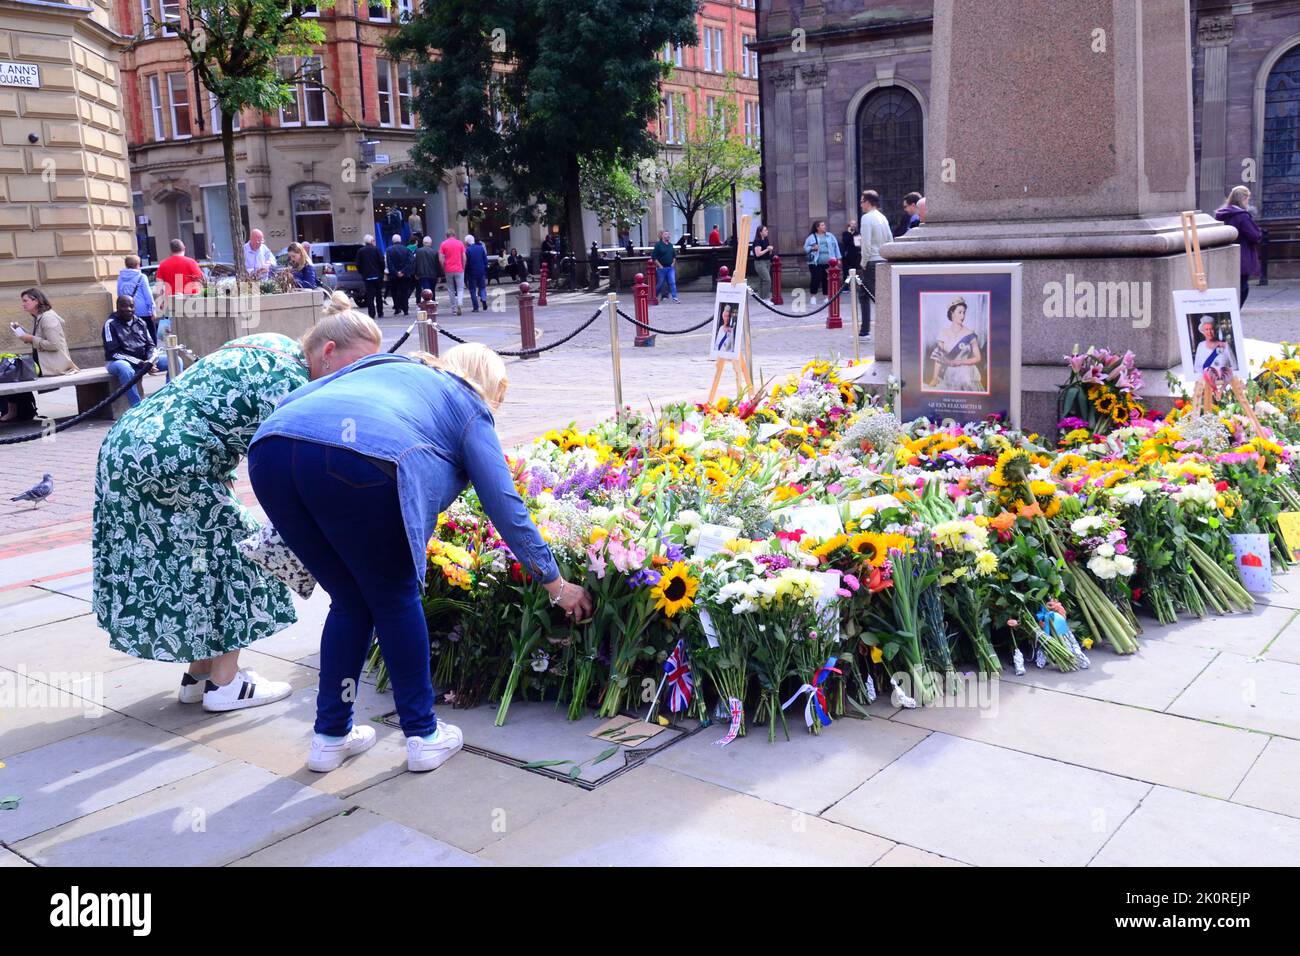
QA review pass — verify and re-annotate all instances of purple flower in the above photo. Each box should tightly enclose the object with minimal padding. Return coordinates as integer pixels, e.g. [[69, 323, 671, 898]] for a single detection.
[[628, 568, 662, 588], [661, 539, 685, 562]]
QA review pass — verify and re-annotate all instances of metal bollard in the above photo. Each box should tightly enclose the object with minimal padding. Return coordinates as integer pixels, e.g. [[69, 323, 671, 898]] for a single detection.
[[771, 253, 784, 305], [847, 269, 861, 362], [646, 257, 658, 306], [633, 273, 654, 347], [718, 265, 730, 286], [418, 288, 439, 357], [606, 291, 623, 419], [165, 332, 181, 383], [538, 262, 549, 307], [517, 281, 537, 359], [827, 257, 843, 329]]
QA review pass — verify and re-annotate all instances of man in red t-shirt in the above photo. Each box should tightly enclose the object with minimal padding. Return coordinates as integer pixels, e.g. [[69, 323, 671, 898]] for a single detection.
[[708, 226, 722, 246], [438, 230, 467, 316], [156, 239, 206, 296]]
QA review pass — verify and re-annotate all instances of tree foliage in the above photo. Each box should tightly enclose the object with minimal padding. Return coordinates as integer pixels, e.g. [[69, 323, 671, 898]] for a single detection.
[[389, 0, 697, 254], [580, 156, 655, 231], [657, 87, 761, 236]]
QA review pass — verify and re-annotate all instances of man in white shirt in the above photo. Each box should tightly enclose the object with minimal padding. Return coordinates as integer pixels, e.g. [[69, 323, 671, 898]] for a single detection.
[[858, 190, 893, 337], [243, 228, 277, 280]]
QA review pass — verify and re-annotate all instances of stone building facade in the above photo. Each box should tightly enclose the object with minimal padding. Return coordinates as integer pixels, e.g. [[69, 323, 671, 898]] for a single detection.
[[755, 0, 1300, 274], [0, 0, 135, 354]]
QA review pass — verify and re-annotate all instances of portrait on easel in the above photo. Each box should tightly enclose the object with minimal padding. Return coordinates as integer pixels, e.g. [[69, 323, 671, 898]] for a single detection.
[[709, 285, 746, 361], [1172, 288, 1246, 383]]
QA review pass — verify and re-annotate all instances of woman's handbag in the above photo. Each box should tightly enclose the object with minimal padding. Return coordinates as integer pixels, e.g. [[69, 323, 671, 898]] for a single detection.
[[0, 353, 37, 384], [236, 523, 317, 599]]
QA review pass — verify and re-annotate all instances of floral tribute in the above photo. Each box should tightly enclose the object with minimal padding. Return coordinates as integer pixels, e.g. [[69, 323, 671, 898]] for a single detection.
[[364, 351, 1300, 741]]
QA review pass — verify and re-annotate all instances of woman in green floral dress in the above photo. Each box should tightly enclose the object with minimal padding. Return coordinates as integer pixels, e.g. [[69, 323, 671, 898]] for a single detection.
[[92, 297, 382, 711]]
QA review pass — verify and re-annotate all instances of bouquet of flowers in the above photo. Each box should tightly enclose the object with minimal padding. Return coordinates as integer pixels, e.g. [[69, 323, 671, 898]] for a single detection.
[[1058, 346, 1146, 435]]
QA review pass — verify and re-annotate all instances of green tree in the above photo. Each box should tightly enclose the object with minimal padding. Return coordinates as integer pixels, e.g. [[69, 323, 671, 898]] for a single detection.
[[159, 1, 328, 278], [580, 156, 655, 234], [389, 0, 697, 256], [658, 88, 760, 238]]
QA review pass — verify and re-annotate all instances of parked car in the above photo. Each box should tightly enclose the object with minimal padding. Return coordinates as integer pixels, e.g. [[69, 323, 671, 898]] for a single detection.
[[275, 242, 365, 300]]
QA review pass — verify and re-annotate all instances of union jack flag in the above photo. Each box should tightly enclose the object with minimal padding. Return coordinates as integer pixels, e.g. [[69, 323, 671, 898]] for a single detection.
[[664, 639, 693, 713]]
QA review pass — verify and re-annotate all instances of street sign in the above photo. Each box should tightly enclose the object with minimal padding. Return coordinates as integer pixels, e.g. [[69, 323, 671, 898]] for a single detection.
[[374, 153, 390, 165], [0, 62, 40, 88]]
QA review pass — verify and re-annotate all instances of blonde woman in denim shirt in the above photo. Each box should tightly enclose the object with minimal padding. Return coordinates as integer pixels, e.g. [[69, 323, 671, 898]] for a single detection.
[[802, 220, 841, 307]]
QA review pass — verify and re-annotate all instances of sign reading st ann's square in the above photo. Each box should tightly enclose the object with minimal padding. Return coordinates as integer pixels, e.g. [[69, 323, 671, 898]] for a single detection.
[[0, 62, 40, 88]]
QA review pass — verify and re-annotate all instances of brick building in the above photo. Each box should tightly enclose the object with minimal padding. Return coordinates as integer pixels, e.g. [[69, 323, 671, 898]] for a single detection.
[[0, 0, 135, 356], [754, 0, 1300, 273]]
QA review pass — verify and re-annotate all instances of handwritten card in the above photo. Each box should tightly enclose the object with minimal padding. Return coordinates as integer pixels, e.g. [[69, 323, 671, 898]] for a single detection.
[[777, 504, 843, 540], [694, 523, 739, 559]]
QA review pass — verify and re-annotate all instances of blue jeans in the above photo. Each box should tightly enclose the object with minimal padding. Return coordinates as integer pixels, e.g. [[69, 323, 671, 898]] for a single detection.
[[467, 272, 487, 310], [105, 360, 143, 406], [656, 264, 677, 300], [247, 436, 435, 738]]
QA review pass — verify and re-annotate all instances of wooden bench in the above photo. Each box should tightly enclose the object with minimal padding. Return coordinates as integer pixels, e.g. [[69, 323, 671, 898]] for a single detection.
[[0, 368, 129, 421]]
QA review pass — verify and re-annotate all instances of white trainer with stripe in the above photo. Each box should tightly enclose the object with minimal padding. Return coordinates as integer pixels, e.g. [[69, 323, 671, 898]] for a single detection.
[[202, 669, 293, 712]]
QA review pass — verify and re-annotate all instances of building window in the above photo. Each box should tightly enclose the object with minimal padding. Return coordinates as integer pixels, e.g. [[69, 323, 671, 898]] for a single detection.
[[701, 27, 724, 73], [210, 92, 240, 134], [664, 92, 686, 145], [148, 75, 164, 140], [278, 58, 300, 126], [303, 56, 327, 125], [160, 0, 179, 36], [1262, 44, 1300, 219], [167, 72, 192, 139], [377, 57, 393, 126], [744, 101, 760, 148], [855, 86, 924, 220], [291, 182, 335, 243], [395, 0, 412, 22], [140, 0, 154, 38], [396, 61, 413, 127], [375, 59, 413, 129], [706, 96, 725, 135], [741, 36, 758, 78], [368, 2, 389, 22], [302, 2, 319, 15], [662, 42, 683, 67]]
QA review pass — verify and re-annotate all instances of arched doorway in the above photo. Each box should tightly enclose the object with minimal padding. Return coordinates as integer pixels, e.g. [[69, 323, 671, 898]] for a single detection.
[[1262, 44, 1300, 220], [372, 168, 444, 252], [856, 86, 924, 229]]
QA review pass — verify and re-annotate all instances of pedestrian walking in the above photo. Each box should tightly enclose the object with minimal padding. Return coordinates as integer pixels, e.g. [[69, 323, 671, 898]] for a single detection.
[[841, 221, 862, 275], [802, 220, 840, 306], [440, 229, 467, 315], [92, 295, 382, 711], [248, 344, 593, 773], [652, 230, 680, 303], [386, 233, 414, 316], [465, 233, 489, 312], [415, 235, 440, 297], [356, 235, 386, 319], [751, 224, 774, 300], [859, 190, 894, 336], [407, 208, 423, 239], [1215, 185, 1263, 307]]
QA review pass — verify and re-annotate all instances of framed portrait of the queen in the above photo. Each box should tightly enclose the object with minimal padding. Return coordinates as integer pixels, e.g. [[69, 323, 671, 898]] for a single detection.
[[891, 263, 1023, 427]]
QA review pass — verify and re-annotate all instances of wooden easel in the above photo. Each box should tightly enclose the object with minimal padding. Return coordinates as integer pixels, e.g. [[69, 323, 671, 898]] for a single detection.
[[708, 214, 758, 403], [1180, 211, 1264, 435]]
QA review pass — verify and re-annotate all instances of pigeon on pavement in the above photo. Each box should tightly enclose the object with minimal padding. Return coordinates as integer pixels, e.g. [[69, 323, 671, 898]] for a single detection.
[[11, 473, 53, 505]]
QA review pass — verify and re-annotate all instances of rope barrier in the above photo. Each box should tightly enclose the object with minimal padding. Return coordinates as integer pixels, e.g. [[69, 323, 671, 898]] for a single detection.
[[0, 355, 155, 446], [746, 285, 851, 319], [615, 308, 714, 335], [436, 305, 605, 358], [387, 320, 417, 354]]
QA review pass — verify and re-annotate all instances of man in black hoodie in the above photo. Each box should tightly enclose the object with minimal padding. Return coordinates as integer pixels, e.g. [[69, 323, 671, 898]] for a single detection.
[[103, 295, 155, 407]]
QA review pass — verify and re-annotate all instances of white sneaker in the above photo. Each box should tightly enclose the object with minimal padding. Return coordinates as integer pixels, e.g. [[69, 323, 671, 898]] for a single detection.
[[178, 672, 208, 704], [202, 668, 293, 712], [406, 720, 463, 772], [307, 725, 377, 772]]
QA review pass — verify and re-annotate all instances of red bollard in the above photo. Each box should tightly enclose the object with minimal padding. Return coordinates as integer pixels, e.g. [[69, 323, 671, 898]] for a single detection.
[[718, 265, 730, 286], [771, 253, 784, 305], [633, 273, 655, 347], [418, 288, 439, 357], [518, 281, 537, 359], [826, 257, 843, 329], [538, 262, 549, 307], [646, 257, 658, 306]]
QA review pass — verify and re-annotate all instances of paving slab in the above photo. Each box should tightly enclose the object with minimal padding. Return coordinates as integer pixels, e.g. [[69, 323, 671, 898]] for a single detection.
[[13, 760, 345, 867], [0, 543, 91, 589], [0, 587, 91, 635], [176, 657, 407, 798], [229, 809, 481, 867], [0, 720, 226, 843], [1256, 579, 1300, 612], [0, 848, 33, 867], [436, 700, 690, 786], [1001, 639, 1219, 710], [479, 764, 895, 866], [0, 612, 139, 676], [351, 751, 587, 853], [1231, 736, 1300, 819], [1263, 615, 1300, 665], [1135, 603, 1295, 657], [1168, 653, 1300, 739], [823, 734, 1150, 867], [243, 589, 329, 664], [872, 844, 970, 867], [34, 570, 94, 602], [0, 665, 125, 757], [648, 713, 928, 814], [891, 681, 1267, 798], [1091, 786, 1300, 866]]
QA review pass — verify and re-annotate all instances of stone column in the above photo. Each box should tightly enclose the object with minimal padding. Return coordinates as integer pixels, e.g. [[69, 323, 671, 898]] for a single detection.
[[771, 67, 798, 250], [1196, 14, 1235, 213], [802, 63, 829, 223]]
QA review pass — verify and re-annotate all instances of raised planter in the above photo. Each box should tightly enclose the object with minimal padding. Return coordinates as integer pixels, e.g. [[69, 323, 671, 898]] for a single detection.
[[171, 289, 322, 358]]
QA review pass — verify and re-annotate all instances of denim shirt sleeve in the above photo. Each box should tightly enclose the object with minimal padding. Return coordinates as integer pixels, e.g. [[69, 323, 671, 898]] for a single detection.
[[460, 411, 560, 584]]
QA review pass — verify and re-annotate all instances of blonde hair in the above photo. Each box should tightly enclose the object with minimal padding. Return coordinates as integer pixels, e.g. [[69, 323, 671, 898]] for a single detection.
[[286, 241, 306, 265], [412, 343, 509, 410], [301, 290, 383, 358], [1227, 185, 1250, 208]]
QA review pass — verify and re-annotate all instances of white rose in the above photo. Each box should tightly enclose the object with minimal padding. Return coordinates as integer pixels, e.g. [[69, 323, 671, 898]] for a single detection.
[[1096, 543, 1115, 558], [1087, 555, 1117, 580], [677, 509, 702, 529], [686, 528, 701, 547], [1113, 555, 1136, 576]]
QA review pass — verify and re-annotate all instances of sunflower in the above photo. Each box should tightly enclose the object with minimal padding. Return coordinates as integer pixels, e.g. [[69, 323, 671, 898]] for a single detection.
[[987, 448, 1032, 488], [812, 534, 849, 561], [1051, 453, 1087, 478], [651, 562, 698, 617], [1029, 479, 1057, 497], [848, 531, 913, 567]]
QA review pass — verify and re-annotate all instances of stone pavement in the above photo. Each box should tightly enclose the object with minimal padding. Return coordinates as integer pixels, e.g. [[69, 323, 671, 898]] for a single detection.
[[2, 279, 1300, 866]]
